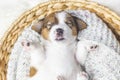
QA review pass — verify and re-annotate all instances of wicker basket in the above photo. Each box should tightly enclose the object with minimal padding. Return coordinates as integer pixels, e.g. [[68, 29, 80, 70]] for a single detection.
[[0, 0, 120, 80]]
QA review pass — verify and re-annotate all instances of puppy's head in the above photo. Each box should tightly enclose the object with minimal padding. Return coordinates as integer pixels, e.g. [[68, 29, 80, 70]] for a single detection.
[[32, 11, 87, 43]]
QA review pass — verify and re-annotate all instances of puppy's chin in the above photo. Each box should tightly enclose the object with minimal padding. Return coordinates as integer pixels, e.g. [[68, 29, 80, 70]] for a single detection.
[[55, 38, 65, 41], [55, 35, 65, 41], [49, 35, 77, 44], [50, 37, 65, 43]]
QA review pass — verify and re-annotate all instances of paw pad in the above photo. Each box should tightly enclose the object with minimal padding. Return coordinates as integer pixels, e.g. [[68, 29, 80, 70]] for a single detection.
[[90, 45, 98, 49], [81, 72, 88, 78], [21, 40, 32, 51], [21, 41, 30, 47]]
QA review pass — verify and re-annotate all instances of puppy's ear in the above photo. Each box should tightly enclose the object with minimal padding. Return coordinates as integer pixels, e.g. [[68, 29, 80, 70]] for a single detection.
[[31, 19, 44, 34], [73, 16, 87, 30]]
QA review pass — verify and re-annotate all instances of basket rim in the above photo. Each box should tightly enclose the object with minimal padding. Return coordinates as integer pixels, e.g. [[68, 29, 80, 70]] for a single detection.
[[1, 0, 120, 44]]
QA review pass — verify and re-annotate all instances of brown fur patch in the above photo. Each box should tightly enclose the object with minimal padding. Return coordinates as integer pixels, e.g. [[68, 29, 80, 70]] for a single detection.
[[40, 13, 58, 40], [29, 67, 37, 77], [31, 19, 44, 34], [41, 28, 49, 40], [65, 12, 87, 34], [65, 13, 78, 36], [72, 26, 77, 36], [76, 19, 87, 30], [44, 13, 58, 26]]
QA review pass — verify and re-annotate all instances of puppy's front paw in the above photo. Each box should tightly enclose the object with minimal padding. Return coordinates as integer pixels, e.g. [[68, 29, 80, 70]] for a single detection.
[[21, 40, 31, 50], [80, 72, 88, 78], [86, 44, 98, 53], [77, 71, 89, 80], [57, 76, 65, 80]]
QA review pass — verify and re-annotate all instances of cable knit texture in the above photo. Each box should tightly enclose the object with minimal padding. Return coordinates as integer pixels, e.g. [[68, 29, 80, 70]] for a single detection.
[[7, 10, 120, 80], [80, 40, 120, 80]]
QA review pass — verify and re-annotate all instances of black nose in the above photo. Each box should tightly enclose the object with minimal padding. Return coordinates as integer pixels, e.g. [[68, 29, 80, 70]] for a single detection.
[[56, 28, 64, 34]]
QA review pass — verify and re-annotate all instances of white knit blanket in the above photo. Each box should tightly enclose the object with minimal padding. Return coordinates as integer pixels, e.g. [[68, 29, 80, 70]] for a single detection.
[[7, 10, 120, 80]]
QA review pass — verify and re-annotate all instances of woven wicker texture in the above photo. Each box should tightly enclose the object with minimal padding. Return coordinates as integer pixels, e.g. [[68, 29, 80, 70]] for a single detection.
[[0, 0, 120, 80]]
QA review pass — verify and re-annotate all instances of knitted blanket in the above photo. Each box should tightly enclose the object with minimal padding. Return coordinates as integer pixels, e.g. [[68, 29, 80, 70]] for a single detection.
[[76, 40, 120, 80], [7, 10, 120, 80]]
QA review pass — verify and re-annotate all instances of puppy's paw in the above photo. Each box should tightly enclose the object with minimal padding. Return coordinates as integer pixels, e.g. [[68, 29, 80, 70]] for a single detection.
[[21, 40, 31, 50], [86, 44, 98, 53], [57, 76, 65, 80], [77, 71, 89, 80]]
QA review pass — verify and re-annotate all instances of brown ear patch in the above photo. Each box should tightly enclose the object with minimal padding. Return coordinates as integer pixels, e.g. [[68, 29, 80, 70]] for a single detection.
[[31, 25, 41, 33], [74, 17, 87, 31], [65, 12, 87, 31], [76, 18, 87, 30], [72, 26, 78, 36], [65, 13, 78, 36], [29, 67, 37, 77], [41, 28, 49, 40], [31, 19, 44, 34]]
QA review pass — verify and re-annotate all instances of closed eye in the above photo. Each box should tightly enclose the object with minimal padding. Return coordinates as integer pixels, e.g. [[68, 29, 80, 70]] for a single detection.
[[47, 22, 52, 29], [65, 21, 73, 27]]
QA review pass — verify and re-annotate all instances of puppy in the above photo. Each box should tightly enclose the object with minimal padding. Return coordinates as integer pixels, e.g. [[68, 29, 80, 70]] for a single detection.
[[76, 39, 120, 80], [32, 11, 88, 80]]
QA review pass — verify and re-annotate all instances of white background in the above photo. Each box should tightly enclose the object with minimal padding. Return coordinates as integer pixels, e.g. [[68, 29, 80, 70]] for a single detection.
[[0, 0, 120, 40]]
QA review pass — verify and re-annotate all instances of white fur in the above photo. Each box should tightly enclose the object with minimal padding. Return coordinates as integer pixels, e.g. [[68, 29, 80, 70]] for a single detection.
[[28, 42, 45, 69], [56, 12, 66, 24], [45, 42, 79, 80], [76, 39, 120, 80]]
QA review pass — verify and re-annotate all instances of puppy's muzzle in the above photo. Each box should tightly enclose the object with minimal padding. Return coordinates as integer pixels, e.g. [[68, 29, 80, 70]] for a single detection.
[[55, 28, 64, 41]]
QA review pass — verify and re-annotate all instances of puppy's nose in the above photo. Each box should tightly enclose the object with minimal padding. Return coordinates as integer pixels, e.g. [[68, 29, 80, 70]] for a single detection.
[[56, 28, 64, 34]]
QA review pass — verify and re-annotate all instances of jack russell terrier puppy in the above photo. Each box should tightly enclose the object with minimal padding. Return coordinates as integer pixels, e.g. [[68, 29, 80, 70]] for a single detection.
[[76, 39, 120, 80], [26, 11, 88, 80]]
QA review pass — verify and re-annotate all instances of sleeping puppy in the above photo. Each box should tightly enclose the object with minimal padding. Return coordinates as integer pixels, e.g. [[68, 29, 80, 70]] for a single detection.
[[32, 11, 88, 80], [76, 39, 120, 80]]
